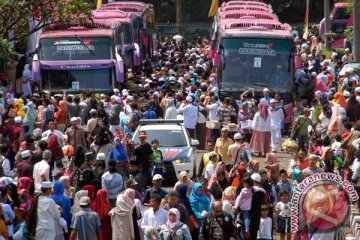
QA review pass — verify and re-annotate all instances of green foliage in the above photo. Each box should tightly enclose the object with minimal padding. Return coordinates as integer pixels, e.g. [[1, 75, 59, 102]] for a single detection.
[[0, 37, 15, 59]]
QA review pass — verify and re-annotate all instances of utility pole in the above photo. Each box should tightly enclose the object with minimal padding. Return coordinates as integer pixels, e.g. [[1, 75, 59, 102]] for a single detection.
[[324, 0, 331, 49], [354, 0, 360, 61]]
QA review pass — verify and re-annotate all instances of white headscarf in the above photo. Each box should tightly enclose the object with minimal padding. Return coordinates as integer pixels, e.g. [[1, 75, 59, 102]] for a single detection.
[[112, 194, 133, 217], [167, 208, 180, 229]]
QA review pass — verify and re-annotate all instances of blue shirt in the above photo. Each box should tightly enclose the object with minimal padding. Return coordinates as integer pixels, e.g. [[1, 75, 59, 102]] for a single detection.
[[102, 171, 123, 199], [143, 110, 157, 119], [71, 208, 101, 240], [109, 144, 127, 161], [260, 96, 273, 106]]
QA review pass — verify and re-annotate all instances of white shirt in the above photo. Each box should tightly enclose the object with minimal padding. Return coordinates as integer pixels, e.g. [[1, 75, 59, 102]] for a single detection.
[[205, 161, 215, 180], [0, 103, 5, 126], [33, 160, 50, 193], [141, 207, 168, 231], [1, 203, 15, 237], [36, 196, 61, 240], [206, 102, 221, 121], [165, 106, 177, 119], [252, 112, 271, 132], [42, 129, 65, 145], [257, 217, 272, 239], [1, 158, 14, 177], [177, 103, 198, 129], [268, 108, 284, 129]]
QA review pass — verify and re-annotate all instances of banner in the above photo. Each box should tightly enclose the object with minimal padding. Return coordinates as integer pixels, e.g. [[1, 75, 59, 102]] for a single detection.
[[303, 0, 309, 39], [208, 0, 219, 17]]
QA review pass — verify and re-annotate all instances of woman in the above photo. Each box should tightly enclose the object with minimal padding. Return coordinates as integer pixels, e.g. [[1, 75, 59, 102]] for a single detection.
[[159, 208, 191, 240], [208, 161, 229, 190], [250, 102, 271, 156], [316, 104, 332, 139], [70, 145, 86, 191], [124, 189, 141, 240], [6, 183, 20, 208], [328, 103, 346, 138], [109, 194, 135, 240], [230, 165, 247, 189], [55, 100, 67, 132], [175, 184, 192, 214], [174, 171, 194, 197], [81, 185, 95, 205], [222, 186, 236, 217], [50, 181, 71, 231], [47, 134, 63, 167], [189, 183, 210, 226], [332, 92, 347, 108], [237, 104, 253, 141], [346, 95, 360, 123], [92, 189, 112, 240], [209, 170, 230, 201], [71, 190, 88, 215], [22, 64, 32, 98]]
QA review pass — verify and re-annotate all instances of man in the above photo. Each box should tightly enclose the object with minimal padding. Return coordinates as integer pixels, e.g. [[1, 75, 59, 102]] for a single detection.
[[141, 194, 168, 240], [78, 152, 96, 188], [33, 150, 52, 193], [35, 181, 61, 239], [259, 88, 273, 106], [321, 147, 344, 173], [133, 131, 153, 184], [197, 140, 222, 179], [86, 110, 98, 134], [109, 96, 122, 134], [228, 133, 248, 165], [65, 117, 87, 150], [42, 120, 66, 145], [142, 174, 168, 206], [292, 108, 314, 150], [216, 97, 236, 130], [177, 95, 198, 138], [126, 102, 142, 133], [143, 103, 157, 119], [214, 128, 234, 171], [70, 196, 102, 240], [206, 95, 221, 141], [41, 98, 54, 130], [16, 150, 33, 179], [128, 160, 145, 194], [125, 178, 143, 201], [109, 136, 128, 179], [199, 201, 236, 240], [303, 154, 324, 177], [102, 160, 123, 207], [163, 190, 190, 227], [268, 99, 284, 152]]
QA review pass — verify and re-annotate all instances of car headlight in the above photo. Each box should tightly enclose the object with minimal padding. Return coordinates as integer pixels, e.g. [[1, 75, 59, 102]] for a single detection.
[[175, 157, 190, 164]]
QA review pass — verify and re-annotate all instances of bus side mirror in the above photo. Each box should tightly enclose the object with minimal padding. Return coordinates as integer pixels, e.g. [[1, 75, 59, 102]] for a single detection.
[[213, 53, 221, 68], [32, 53, 40, 82], [115, 52, 124, 83]]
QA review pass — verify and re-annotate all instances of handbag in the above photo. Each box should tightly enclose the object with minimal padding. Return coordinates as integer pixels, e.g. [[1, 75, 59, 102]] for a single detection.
[[189, 215, 198, 231]]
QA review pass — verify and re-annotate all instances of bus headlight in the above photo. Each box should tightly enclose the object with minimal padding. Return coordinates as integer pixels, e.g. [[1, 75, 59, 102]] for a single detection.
[[175, 157, 190, 164]]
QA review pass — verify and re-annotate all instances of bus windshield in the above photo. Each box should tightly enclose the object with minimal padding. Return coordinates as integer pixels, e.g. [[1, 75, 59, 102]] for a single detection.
[[40, 37, 112, 61], [221, 38, 293, 92]]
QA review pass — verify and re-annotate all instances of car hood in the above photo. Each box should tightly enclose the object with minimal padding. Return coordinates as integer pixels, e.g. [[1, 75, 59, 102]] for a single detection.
[[159, 147, 190, 162]]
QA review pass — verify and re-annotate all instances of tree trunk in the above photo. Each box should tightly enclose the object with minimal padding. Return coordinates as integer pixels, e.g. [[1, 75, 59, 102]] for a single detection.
[[176, 0, 185, 34]]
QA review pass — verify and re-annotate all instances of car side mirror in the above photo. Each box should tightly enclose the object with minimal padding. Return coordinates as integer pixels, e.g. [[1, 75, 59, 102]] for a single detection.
[[191, 139, 199, 146]]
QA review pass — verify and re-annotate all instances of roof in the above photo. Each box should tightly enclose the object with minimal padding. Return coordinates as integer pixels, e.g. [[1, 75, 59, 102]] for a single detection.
[[219, 5, 272, 13], [222, 0, 269, 8], [218, 10, 278, 21], [102, 2, 154, 13], [139, 124, 183, 131], [334, 2, 353, 8], [221, 19, 291, 31], [40, 28, 113, 38]]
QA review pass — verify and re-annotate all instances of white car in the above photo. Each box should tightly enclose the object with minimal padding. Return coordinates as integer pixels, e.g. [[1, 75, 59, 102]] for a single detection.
[[132, 120, 199, 180]]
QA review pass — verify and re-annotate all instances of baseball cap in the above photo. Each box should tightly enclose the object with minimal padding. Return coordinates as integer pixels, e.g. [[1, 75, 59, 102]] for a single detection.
[[79, 196, 91, 206], [153, 174, 163, 181], [263, 88, 270, 92], [126, 178, 138, 186]]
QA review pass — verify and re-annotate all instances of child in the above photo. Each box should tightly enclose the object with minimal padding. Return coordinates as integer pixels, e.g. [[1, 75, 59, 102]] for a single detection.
[[235, 175, 253, 239], [275, 169, 292, 201], [287, 152, 299, 176], [151, 139, 163, 177], [257, 204, 272, 240], [275, 189, 291, 240]]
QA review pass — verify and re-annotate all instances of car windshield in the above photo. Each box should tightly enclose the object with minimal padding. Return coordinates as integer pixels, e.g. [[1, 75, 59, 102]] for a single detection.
[[221, 38, 293, 92], [134, 129, 187, 147]]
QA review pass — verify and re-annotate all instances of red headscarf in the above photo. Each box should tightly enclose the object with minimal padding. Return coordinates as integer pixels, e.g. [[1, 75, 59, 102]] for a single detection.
[[258, 102, 268, 120], [92, 189, 111, 221], [17, 177, 32, 191], [231, 166, 248, 188], [81, 185, 95, 204], [47, 134, 59, 157]]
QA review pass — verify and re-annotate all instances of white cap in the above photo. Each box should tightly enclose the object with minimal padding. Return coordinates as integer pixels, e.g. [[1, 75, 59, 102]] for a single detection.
[[234, 133, 242, 140], [100, 93, 106, 98], [169, 76, 176, 81], [355, 87, 360, 93], [122, 89, 129, 94], [208, 151, 217, 158], [331, 52, 338, 57], [70, 117, 78, 122], [152, 174, 163, 181], [41, 181, 53, 189], [345, 48, 350, 52], [21, 150, 31, 158], [343, 91, 350, 97], [263, 88, 270, 92], [270, 99, 277, 104], [311, 72, 317, 77], [14, 116, 22, 124], [123, 92, 129, 97], [115, 96, 121, 103], [127, 95, 134, 101], [96, 153, 106, 161], [113, 88, 120, 93], [153, 91, 160, 98], [251, 173, 261, 183]]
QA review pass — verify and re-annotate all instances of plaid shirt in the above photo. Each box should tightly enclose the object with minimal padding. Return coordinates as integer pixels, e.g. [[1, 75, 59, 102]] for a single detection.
[[216, 105, 236, 127]]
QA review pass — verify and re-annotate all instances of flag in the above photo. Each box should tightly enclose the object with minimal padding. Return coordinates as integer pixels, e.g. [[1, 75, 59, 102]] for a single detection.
[[303, 0, 309, 39], [97, 0, 102, 9], [208, 0, 219, 17]]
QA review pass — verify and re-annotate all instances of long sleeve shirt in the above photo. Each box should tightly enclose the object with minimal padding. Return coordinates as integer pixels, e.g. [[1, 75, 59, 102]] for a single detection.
[[101, 171, 123, 199], [177, 103, 198, 129]]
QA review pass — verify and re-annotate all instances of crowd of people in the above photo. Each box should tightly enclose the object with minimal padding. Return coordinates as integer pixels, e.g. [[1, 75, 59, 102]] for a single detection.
[[0, 31, 358, 240]]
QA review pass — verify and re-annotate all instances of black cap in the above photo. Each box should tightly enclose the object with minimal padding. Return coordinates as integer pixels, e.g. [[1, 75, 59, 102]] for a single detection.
[[85, 152, 95, 161]]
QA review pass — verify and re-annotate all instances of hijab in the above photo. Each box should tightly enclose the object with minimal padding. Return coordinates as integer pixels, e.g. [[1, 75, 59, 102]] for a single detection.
[[47, 134, 59, 157], [167, 208, 181, 229], [17, 177, 32, 191], [258, 102, 268, 120], [72, 190, 88, 214], [208, 162, 229, 190], [333, 92, 347, 108], [231, 165, 247, 188], [222, 186, 236, 204], [112, 194, 133, 217], [190, 182, 210, 206], [50, 181, 71, 226], [81, 185, 95, 204], [92, 189, 111, 221], [292, 168, 303, 184], [123, 188, 135, 206], [175, 183, 192, 213]]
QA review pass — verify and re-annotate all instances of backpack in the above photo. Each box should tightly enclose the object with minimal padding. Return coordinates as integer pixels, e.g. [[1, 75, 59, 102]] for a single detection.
[[131, 110, 142, 132]]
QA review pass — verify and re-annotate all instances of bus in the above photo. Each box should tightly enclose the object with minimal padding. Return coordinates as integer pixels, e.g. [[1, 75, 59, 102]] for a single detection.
[[222, 0, 270, 8], [211, 4, 294, 99], [31, 23, 125, 92], [101, 1, 155, 60]]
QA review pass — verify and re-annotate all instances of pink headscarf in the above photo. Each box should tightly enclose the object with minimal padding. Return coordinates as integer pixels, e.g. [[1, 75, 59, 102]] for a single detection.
[[208, 162, 229, 190], [123, 188, 135, 206], [258, 102, 268, 120], [167, 208, 180, 229]]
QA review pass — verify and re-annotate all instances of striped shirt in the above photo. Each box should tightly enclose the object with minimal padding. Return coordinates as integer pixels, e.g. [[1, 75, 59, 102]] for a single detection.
[[71, 208, 101, 240]]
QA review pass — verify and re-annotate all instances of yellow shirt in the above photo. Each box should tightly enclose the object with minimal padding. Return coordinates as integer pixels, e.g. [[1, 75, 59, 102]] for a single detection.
[[214, 137, 234, 165]]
